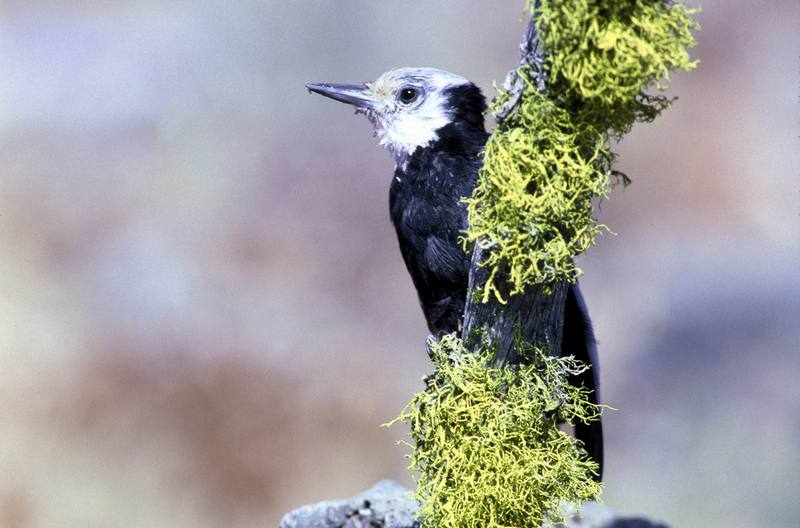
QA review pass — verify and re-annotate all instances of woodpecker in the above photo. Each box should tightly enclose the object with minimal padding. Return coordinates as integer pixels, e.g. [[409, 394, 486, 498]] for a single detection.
[[307, 68, 603, 478]]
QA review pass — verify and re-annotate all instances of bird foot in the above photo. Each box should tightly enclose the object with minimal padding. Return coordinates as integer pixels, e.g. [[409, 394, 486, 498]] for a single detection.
[[425, 334, 439, 359]]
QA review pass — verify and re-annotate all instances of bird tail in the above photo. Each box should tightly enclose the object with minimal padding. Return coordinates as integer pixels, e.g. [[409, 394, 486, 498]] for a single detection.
[[564, 282, 604, 481], [574, 391, 604, 481]]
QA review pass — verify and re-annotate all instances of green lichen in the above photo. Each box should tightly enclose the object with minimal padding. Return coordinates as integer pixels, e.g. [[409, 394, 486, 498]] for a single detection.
[[389, 334, 602, 528], [464, 0, 699, 300], [464, 86, 612, 301]]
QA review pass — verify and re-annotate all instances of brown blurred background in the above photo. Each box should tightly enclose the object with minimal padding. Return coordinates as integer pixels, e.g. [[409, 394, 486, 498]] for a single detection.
[[1, 1, 798, 527]]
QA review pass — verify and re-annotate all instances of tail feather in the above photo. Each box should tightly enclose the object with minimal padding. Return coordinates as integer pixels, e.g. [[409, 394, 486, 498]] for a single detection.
[[563, 282, 604, 481]]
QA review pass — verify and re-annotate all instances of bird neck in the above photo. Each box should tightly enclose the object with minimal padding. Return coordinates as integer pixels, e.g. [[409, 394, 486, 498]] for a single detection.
[[398, 121, 488, 173]]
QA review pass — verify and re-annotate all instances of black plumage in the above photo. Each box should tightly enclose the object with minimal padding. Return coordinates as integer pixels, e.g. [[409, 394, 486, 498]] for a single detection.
[[389, 85, 488, 335]]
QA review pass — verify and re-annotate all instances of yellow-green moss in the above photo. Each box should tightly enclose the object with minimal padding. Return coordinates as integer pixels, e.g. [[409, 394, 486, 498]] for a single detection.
[[464, 86, 612, 300], [389, 335, 602, 528], [540, 0, 700, 134], [463, 0, 699, 300]]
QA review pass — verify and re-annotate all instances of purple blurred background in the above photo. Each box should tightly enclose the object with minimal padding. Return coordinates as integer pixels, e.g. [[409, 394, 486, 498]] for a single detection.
[[1, 1, 798, 527]]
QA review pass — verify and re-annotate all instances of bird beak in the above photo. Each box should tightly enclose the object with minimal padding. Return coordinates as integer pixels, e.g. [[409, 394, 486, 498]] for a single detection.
[[305, 82, 376, 110]]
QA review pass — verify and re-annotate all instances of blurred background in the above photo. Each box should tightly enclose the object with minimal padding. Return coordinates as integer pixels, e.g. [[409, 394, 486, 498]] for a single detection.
[[1, 1, 798, 527]]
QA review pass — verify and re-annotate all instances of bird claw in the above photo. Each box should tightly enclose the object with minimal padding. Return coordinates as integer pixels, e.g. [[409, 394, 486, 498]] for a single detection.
[[425, 335, 439, 359]]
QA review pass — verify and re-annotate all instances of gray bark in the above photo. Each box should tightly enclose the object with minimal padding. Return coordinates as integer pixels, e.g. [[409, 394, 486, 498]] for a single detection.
[[462, 246, 569, 366]]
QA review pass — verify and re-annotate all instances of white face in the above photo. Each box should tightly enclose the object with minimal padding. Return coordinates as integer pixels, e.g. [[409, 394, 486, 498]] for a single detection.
[[361, 68, 471, 165]]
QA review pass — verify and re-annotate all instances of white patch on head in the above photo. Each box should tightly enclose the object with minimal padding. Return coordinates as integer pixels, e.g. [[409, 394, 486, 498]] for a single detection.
[[362, 68, 471, 168]]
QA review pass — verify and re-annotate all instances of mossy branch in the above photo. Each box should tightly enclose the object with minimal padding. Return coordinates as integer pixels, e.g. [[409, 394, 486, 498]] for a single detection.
[[461, 2, 570, 366], [464, 0, 699, 301]]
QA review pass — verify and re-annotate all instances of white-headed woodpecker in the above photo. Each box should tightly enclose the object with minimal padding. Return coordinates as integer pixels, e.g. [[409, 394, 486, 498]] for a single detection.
[[307, 68, 603, 479]]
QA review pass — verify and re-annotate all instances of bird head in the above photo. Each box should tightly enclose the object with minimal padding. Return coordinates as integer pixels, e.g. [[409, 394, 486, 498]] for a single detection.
[[306, 67, 486, 166]]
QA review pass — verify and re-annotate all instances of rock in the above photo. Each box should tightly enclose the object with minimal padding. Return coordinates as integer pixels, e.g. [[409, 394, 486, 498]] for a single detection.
[[549, 501, 669, 527], [278, 480, 419, 528], [606, 519, 670, 528], [278, 481, 670, 528]]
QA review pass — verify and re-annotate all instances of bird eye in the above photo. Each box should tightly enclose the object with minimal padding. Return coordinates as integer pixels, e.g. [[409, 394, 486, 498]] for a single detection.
[[398, 87, 419, 105]]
